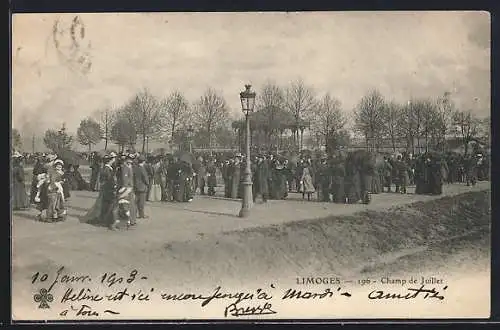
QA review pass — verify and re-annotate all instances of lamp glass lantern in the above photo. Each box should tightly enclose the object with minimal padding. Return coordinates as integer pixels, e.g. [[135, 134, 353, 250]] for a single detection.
[[240, 84, 256, 115]]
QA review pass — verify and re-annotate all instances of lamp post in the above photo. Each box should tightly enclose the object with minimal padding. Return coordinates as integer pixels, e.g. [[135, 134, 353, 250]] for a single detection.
[[187, 125, 194, 153], [239, 84, 256, 218]]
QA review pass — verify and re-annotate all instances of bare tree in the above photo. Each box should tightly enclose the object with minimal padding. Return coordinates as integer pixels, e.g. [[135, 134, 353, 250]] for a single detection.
[[193, 88, 229, 154], [285, 78, 316, 150], [419, 98, 438, 152], [452, 109, 480, 156], [159, 91, 191, 145], [94, 108, 116, 151], [256, 81, 286, 148], [121, 88, 162, 153], [382, 101, 402, 152], [309, 93, 346, 153], [432, 92, 455, 152], [353, 89, 386, 150]]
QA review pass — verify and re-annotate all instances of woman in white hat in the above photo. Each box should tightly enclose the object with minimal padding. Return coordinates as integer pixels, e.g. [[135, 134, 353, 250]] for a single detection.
[[11, 152, 29, 210]]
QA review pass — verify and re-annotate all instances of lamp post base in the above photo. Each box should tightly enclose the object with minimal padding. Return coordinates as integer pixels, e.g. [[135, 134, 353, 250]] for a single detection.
[[239, 181, 253, 218], [238, 207, 250, 218]]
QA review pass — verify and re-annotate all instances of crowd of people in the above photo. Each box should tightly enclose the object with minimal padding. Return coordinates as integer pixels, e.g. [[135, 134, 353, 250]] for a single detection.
[[11, 147, 489, 231]]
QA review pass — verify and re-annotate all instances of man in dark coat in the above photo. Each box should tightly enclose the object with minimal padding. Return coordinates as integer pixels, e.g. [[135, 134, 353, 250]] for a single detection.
[[330, 159, 346, 203], [317, 157, 331, 202], [222, 160, 232, 198], [166, 156, 177, 202], [383, 157, 393, 193], [144, 155, 154, 201], [295, 159, 305, 193], [231, 157, 242, 199], [206, 158, 217, 196], [428, 154, 443, 195], [89, 152, 100, 191], [179, 161, 194, 202], [414, 154, 427, 194], [253, 155, 269, 203], [134, 155, 150, 218], [198, 158, 207, 195], [100, 154, 118, 230], [118, 154, 137, 226], [395, 155, 408, 194], [465, 154, 478, 186]]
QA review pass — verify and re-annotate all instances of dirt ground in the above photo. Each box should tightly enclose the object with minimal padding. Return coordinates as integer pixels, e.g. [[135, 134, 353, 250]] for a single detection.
[[11, 181, 490, 320]]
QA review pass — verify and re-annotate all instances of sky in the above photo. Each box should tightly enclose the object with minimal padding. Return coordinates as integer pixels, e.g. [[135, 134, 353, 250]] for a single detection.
[[11, 11, 490, 150]]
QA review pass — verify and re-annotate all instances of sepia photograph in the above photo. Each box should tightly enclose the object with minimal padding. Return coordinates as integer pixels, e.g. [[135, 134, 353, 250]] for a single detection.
[[11, 11, 491, 320]]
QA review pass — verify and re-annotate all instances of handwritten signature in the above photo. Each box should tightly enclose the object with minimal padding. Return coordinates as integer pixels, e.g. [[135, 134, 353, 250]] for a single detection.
[[224, 302, 277, 317]]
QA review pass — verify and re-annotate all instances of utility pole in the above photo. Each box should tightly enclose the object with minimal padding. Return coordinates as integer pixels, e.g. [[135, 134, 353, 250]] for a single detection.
[[32, 135, 35, 154]]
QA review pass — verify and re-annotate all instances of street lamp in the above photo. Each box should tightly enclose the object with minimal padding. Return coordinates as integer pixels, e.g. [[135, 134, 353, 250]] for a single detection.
[[239, 84, 256, 218], [187, 124, 194, 153]]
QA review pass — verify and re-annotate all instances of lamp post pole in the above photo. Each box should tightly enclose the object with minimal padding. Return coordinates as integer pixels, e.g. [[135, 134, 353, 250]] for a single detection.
[[239, 84, 256, 218], [239, 111, 253, 217]]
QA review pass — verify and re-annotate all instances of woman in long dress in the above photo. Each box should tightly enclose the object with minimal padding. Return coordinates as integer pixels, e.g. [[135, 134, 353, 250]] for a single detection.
[[80, 163, 105, 225], [12, 153, 29, 210], [300, 164, 316, 201], [148, 157, 163, 202]]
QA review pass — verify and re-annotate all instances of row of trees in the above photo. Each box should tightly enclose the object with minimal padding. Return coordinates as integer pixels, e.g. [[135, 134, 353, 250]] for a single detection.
[[61, 88, 231, 154], [354, 90, 490, 155], [12, 79, 490, 157]]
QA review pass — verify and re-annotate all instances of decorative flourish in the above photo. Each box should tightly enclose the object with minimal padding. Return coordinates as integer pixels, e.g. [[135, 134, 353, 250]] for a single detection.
[[33, 288, 54, 309]]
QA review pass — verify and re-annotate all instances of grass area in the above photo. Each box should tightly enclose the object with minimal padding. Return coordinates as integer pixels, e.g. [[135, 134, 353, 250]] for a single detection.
[[156, 190, 490, 282]]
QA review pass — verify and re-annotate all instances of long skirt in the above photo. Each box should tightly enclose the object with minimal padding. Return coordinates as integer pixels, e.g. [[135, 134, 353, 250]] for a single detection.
[[148, 183, 162, 202], [46, 192, 66, 220], [81, 191, 104, 225], [300, 174, 315, 193], [12, 181, 29, 210]]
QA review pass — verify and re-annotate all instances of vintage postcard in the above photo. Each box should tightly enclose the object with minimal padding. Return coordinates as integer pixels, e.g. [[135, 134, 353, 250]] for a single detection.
[[11, 11, 491, 320]]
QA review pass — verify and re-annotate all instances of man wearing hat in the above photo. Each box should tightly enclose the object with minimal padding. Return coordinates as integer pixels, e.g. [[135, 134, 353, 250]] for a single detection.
[[117, 153, 137, 226], [89, 152, 100, 192], [252, 154, 269, 203], [100, 153, 118, 230], [230, 155, 242, 199], [134, 154, 150, 219], [206, 157, 217, 196]]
